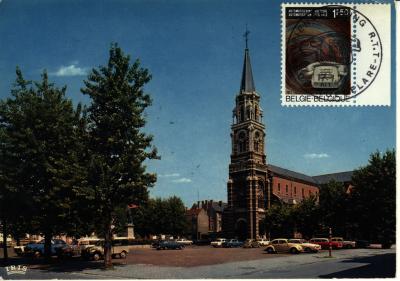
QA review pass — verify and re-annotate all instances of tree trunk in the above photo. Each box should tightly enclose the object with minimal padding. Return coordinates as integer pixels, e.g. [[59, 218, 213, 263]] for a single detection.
[[2, 219, 8, 263], [103, 224, 113, 269], [44, 231, 52, 261]]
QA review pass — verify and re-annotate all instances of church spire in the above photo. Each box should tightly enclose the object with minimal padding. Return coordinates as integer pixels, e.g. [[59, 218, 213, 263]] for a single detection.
[[240, 28, 255, 93]]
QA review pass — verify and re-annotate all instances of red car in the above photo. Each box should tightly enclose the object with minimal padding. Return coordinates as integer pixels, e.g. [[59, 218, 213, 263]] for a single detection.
[[309, 238, 343, 249]]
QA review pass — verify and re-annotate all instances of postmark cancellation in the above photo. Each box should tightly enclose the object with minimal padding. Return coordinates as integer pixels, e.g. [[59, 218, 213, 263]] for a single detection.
[[281, 3, 391, 106]]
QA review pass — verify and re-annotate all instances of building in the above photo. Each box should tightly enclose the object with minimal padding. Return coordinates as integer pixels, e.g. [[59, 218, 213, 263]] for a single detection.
[[185, 206, 209, 240], [313, 171, 353, 193], [186, 200, 227, 240], [269, 165, 319, 205], [223, 36, 319, 240]]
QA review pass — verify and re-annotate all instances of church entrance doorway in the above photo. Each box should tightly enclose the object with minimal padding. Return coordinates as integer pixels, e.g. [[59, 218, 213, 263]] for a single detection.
[[235, 219, 247, 241]]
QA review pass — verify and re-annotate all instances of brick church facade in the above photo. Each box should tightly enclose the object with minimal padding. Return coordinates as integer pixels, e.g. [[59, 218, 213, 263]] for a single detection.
[[222, 40, 319, 240]]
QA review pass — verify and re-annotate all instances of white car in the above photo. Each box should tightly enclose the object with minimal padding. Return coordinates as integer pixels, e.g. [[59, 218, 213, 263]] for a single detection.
[[176, 238, 193, 245], [211, 238, 227, 247], [256, 238, 270, 246], [288, 239, 321, 252]]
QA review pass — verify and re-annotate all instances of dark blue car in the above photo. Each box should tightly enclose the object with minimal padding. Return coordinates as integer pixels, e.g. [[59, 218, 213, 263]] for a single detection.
[[222, 239, 244, 248], [24, 239, 67, 257], [156, 241, 184, 250]]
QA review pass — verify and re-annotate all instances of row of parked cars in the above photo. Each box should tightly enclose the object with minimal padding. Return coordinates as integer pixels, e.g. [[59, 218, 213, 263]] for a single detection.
[[15, 238, 131, 261], [209, 237, 359, 253]]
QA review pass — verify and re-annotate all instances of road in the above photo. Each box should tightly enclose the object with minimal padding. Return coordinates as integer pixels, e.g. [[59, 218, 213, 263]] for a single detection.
[[0, 247, 395, 279]]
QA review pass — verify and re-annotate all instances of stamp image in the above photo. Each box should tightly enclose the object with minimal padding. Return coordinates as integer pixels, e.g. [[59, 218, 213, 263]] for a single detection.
[[281, 3, 391, 106]]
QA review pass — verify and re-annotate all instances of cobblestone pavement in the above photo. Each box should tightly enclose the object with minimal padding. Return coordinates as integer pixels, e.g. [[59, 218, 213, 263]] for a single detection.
[[1, 246, 395, 279]]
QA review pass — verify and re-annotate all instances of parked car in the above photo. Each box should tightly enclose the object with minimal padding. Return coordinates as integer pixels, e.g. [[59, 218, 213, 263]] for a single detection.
[[331, 237, 356, 249], [243, 239, 260, 248], [288, 239, 321, 253], [156, 241, 184, 250], [59, 238, 101, 258], [355, 240, 370, 248], [176, 238, 193, 245], [211, 238, 227, 248], [256, 238, 270, 246], [194, 239, 211, 246], [264, 238, 304, 254], [81, 239, 129, 261], [151, 240, 162, 248], [14, 240, 40, 256], [222, 239, 243, 248], [309, 238, 343, 249], [24, 239, 67, 257]]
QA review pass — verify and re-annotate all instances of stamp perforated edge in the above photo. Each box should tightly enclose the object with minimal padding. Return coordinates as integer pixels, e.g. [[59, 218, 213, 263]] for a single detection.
[[280, 2, 391, 107]]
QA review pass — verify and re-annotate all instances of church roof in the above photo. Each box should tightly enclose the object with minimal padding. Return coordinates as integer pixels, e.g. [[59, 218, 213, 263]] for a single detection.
[[268, 164, 317, 185], [240, 48, 256, 93], [312, 171, 353, 184]]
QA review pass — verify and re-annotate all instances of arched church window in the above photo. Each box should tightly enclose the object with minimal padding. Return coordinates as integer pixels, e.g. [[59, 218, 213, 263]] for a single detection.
[[238, 131, 246, 153], [254, 131, 261, 152], [258, 181, 265, 209], [240, 106, 244, 122]]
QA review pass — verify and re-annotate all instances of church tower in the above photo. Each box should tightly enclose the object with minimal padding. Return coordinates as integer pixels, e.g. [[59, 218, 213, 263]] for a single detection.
[[223, 32, 271, 240]]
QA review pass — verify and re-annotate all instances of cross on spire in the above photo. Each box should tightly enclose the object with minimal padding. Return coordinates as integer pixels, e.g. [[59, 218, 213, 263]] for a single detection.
[[244, 25, 250, 49]]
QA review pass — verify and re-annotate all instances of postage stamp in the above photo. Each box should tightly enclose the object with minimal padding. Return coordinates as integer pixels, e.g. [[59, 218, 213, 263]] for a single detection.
[[281, 3, 391, 106]]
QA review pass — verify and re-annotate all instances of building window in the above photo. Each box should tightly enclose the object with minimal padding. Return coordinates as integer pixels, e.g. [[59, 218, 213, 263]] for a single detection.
[[278, 183, 280, 192], [294, 186, 296, 194], [238, 131, 246, 153], [286, 185, 288, 193], [302, 188, 304, 197], [254, 131, 261, 152]]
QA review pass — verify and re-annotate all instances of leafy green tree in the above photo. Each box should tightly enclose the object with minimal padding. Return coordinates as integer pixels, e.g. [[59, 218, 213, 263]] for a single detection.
[[131, 197, 189, 238], [164, 196, 189, 236], [293, 196, 320, 239], [0, 69, 83, 259], [318, 180, 349, 237], [81, 44, 158, 268], [265, 204, 295, 238], [349, 150, 395, 247]]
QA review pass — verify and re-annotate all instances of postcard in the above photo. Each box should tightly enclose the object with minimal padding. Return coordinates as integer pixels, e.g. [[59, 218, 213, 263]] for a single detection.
[[0, 0, 396, 279]]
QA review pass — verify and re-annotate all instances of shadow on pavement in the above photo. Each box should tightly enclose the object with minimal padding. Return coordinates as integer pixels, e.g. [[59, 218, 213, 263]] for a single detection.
[[320, 253, 395, 278]]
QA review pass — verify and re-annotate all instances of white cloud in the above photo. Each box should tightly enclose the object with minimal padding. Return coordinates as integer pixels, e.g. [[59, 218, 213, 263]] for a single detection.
[[172, 177, 192, 183], [51, 63, 87, 77], [158, 173, 180, 178], [304, 153, 330, 159]]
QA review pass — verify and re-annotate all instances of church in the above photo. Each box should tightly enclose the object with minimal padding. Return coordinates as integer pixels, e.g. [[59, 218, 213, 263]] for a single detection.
[[222, 36, 320, 240]]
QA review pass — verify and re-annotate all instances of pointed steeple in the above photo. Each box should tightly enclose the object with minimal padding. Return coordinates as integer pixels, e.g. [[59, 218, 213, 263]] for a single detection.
[[240, 28, 255, 93], [240, 48, 255, 92]]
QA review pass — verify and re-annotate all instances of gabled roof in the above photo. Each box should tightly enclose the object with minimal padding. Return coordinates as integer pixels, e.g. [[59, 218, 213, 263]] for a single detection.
[[312, 171, 353, 184], [268, 164, 317, 184], [211, 202, 227, 212], [240, 48, 256, 93]]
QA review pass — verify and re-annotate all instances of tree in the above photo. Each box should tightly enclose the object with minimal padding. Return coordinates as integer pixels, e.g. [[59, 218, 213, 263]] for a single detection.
[[318, 180, 349, 237], [265, 204, 295, 238], [130, 197, 189, 238], [293, 196, 320, 239], [164, 196, 189, 236], [0, 69, 83, 259], [349, 150, 395, 247], [81, 44, 158, 268]]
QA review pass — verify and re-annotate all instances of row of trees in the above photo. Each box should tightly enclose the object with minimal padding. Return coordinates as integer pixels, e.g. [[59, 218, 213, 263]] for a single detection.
[[265, 150, 396, 246], [0, 44, 159, 268], [128, 196, 189, 238]]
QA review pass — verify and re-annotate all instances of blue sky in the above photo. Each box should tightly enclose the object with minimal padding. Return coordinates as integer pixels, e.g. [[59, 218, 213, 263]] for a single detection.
[[0, 0, 395, 207]]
